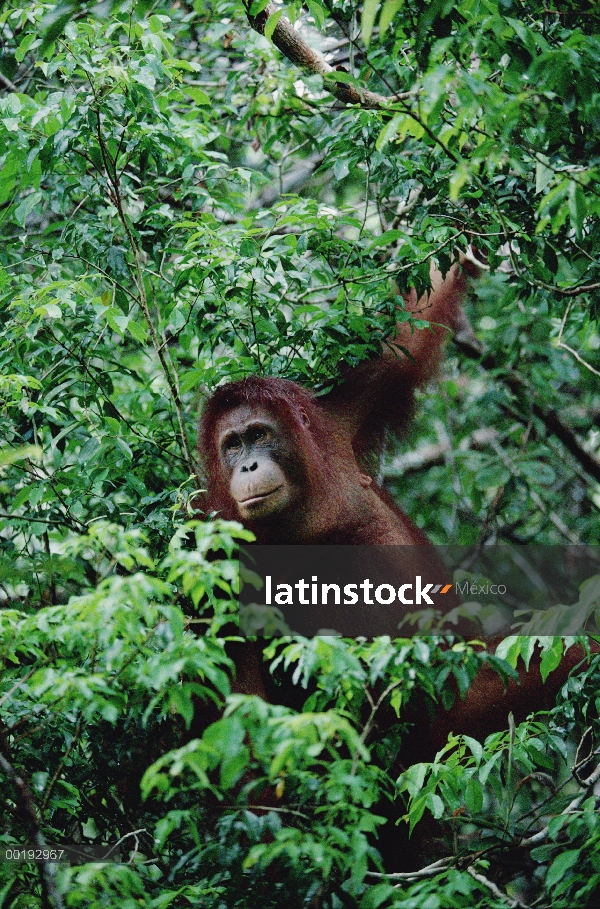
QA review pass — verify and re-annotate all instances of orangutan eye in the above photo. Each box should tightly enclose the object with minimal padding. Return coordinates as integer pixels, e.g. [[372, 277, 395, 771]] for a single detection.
[[248, 427, 268, 443], [224, 435, 241, 453]]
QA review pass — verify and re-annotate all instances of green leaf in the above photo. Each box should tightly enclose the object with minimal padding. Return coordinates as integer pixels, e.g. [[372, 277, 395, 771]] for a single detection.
[[40, 3, 77, 53], [475, 464, 511, 489], [306, 1, 326, 30], [368, 229, 406, 249], [507, 17, 538, 55], [323, 71, 358, 86], [375, 112, 404, 150], [519, 461, 555, 485], [361, 0, 380, 47], [105, 307, 129, 336], [360, 883, 396, 909], [539, 638, 564, 681], [449, 162, 470, 202], [535, 155, 554, 194], [16, 33, 37, 64], [379, 0, 402, 38], [462, 736, 483, 764], [249, 0, 270, 16], [464, 778, 483, 813], [546, 849, 580, 889], [127, 320, 148, 343], [428, 793, 444, 818], [12, 485, 36, 510], [134, 67, 156, 90], [568, 181, 586, 238], [186, 87, 210, 105], [0, 445, 42, 469], [264, 9, 284, 40], [494, 636, 523, 668]]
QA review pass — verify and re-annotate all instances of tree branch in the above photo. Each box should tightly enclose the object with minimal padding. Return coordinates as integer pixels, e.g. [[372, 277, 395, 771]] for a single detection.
[[384, 428, 498, 478], [0, 70, 18, 93], [455, 338, 600, 485], [243, 2, 410, 109], [467, 865, 528, 908], [519, 759, 600, 848], [90, 101, 196, 476], [0, 728, 64, 909]]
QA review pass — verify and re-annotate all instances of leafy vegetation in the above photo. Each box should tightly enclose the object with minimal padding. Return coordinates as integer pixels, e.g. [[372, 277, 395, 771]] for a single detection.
[[1, 1, 600, 906]]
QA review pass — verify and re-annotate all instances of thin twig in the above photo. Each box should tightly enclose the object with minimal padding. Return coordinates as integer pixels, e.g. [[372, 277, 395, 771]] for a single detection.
[[245, 804, 311, 820], [40, 715, 84, 813], [365, 855, 453, 881], [0, 664, 50, 709], [467, 865, 528, 908], [457, 338, 600, 486], [87, 91, 196, 475], [557, 300, 600, 376], [351, 679, 404, 774], [520, 759, 600, 848], [0, 70, 18, 92]]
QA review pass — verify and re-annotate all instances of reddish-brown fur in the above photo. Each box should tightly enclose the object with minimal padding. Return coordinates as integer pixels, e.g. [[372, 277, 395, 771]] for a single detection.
[[199, 261, 474, 544], [200, 375, 430, 544], [197, 259, 595, 867]]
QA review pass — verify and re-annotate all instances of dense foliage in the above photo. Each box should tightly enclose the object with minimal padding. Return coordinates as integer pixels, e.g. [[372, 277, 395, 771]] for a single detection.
[[1, 1, 600, 907]]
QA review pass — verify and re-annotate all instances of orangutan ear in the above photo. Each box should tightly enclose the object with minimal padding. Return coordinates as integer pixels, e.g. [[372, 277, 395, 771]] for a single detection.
[[299, 408, 310, 427]]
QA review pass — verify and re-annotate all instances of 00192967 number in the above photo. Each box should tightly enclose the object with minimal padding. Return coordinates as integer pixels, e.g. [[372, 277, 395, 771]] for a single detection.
[[1, 845, 121, 864]]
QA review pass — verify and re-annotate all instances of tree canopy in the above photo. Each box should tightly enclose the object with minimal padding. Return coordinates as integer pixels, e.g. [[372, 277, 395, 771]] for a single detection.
[[1, 2, 600, 907]]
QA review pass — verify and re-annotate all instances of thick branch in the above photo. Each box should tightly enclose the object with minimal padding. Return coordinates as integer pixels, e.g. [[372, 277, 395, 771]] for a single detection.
[[244, 2, 409, 109]]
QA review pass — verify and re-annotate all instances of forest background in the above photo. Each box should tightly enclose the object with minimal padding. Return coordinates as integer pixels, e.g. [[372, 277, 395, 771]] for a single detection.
[[1, 1, 600, 907]]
